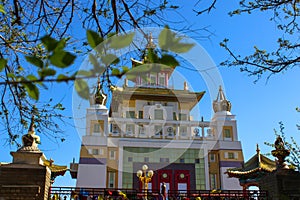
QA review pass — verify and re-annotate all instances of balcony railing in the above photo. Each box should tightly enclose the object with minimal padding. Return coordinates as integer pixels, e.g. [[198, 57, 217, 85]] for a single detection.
[[49, 187, 269, 200], [168, 190, 269, 200]]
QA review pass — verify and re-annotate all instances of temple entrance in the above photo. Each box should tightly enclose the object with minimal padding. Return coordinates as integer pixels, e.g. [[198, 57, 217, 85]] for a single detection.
[[133, 163, 196, 192], [150, 169, 191, 191]]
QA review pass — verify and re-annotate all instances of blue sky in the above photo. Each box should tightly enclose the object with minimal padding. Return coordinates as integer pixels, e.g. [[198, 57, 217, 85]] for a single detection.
[[1, 1, 299, 187]]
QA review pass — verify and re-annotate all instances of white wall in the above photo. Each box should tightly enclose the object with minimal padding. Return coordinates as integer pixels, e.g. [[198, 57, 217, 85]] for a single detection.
[[220, 167, 242, 190], [76, 164, 107, 188]]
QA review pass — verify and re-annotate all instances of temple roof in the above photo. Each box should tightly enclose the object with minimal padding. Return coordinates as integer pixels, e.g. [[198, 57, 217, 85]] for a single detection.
[[111, 86, 205, 111], [43, 158, 68, 179], [226, 144, 276, 178], [129, 33, 177, 82]]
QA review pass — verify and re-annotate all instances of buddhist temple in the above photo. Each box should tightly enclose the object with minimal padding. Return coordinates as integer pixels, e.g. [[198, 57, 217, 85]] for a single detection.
[[226, 144, 276, 190], [71, 35, 245, 191]]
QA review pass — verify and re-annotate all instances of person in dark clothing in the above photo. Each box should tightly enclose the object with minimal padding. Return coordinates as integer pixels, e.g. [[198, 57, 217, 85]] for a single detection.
[[161, 182, 167, 200]]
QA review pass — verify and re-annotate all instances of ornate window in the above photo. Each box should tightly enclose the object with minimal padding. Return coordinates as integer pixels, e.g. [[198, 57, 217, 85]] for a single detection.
[[126, 111, 135, 118], [91, 120, 104, 135], [210, 174, 217, 189], [150, 74, 156, 85], [179, 113, 187, 121], [209, 153, 216, 162], [138, 111, 143, 119], [126, 124, 135, 136], [111, 124, 120, 134], [223, 127, 232, 141], [110, 150, 116, 160], [225, 152, 238, 159], [154, 109, 163, 120], [139, 125, 146, 136], [94, 124, 100, 133], [108, 171, 116, 188], [158, 74, 165, 86]]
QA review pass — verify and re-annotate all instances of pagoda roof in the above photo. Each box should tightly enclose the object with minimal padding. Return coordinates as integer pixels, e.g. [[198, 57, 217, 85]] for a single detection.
[[111, 86, 205, 110], [226, 145, 276, 178], [43, 158, 68, 178]]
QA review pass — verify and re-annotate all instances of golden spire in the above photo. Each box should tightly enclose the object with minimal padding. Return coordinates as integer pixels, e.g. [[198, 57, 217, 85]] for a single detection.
[[256, 143, 260, 154], [146, 33, 156, 49], [28, 115, 35, 133], [93, 77, 107, 105], [256, 144, 261, 167], [213, 85, 232, 113]]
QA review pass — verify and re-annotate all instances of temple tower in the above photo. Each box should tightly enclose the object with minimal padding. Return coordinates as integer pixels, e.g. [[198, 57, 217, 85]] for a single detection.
[[76, 80, 110, 188], [208, 86, 244, 190]]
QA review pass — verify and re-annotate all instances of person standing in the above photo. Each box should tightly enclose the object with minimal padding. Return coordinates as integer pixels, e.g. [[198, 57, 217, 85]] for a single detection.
[[161, 182, 167, 200]]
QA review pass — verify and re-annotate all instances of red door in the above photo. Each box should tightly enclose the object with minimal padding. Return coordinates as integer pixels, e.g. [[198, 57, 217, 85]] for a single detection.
[[157, 169, 172, 191], [175, 170, 190, 191]]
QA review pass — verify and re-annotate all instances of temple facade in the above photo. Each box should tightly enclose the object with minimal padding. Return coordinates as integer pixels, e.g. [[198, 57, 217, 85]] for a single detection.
[[71, 41, 244, 191]]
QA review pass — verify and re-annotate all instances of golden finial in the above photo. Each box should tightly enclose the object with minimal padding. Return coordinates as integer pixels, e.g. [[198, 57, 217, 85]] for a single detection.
[[256, 143, 260, 154], [146, 33, 156, 49], [29, 115, 35, 133]]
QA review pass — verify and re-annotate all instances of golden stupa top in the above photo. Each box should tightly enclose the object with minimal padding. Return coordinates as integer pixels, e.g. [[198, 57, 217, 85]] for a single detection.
[[90, 78, 107, 106], [213, 85, 231, 113]]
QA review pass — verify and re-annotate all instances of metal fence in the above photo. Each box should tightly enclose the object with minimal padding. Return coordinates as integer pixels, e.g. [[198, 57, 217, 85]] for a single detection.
[[49, 187, 138, 200], [168, 190, 269, 200], [49, 187, 269, 200]]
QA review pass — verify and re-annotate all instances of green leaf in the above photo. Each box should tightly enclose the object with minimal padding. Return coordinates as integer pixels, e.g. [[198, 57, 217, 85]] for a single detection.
[[0, 58, 7, 72], [55, 38, 67, 50], [22, 82, 39, 100], [41, 35, 59, 51], [86, 30, 103, 49], [158, 26, 172, 50], [7, 73, 16, 78], [26, 75, 38, 81], [145, 48, 159, 63], [101, 54, 119, 66], [76, 70, 93, 76], [158, 26, 194, 53], [111, 68, 120, 76], [25, 56, 43, 68], [0, 4, 6, 14], [160, 54, 179, 67], [126, 64, 152, 81], [50, 50, 76, 68], [89, 54, 105, 73], [110, 32, 135, 49], [121, 66, 130, 74], [169, 43, 194, 53], [57, 74, 69, 82], [38, 68, 56, 78], [75, 79, 89, 99], [54, 103, 65, 110]]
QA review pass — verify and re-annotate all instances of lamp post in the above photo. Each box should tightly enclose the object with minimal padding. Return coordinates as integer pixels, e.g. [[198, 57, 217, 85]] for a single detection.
[[137, 164, 154, 200]]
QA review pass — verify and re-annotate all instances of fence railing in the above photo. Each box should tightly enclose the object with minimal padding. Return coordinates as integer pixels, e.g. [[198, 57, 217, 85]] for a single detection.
[[168, 190, 269, 200], [49, 187, 269, 200], [49, 187, 138, 200]]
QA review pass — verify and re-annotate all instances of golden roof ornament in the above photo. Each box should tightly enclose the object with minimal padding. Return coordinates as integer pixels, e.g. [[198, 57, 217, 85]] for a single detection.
[[146, 33, 156, 49], [90, 78, 107, 106], [213, 85, 232, 113], [18, 116, 41, 152], [272, 135, 290, 169]]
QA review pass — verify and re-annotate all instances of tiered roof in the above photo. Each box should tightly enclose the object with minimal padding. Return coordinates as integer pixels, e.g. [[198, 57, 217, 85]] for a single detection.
[[226, 144, 276, 179]]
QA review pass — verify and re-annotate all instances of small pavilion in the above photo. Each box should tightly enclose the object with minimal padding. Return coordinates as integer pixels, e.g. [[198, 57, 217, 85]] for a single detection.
[[226, 144, 276, 190]]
